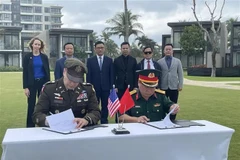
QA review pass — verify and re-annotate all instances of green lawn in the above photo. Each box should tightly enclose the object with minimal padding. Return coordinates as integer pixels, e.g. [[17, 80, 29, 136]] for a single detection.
[[184, 71, 240, 81], [227, 83, 240, 86], [0, 72, 239, 159]]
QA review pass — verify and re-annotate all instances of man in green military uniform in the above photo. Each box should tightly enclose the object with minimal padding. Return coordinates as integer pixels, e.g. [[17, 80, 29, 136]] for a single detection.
[[119, 69, 180, 123], [32, 58, 101, 128]]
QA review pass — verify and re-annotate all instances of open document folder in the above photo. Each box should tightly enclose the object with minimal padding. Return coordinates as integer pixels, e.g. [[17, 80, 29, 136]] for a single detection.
[[43, 109, 85, 134], [146, 105, 181, 129], [146, 105, 205, 130]]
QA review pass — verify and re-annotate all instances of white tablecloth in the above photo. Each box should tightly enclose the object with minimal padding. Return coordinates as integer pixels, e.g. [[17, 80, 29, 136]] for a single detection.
[[1, 120, 235, 160]]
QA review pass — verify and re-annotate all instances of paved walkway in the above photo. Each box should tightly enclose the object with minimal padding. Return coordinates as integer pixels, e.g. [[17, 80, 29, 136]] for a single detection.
[[184, 78, 240, 90]]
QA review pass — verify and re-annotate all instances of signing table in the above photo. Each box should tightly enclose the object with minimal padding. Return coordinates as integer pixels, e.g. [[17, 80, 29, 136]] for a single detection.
[[1, 120, 234, 160]]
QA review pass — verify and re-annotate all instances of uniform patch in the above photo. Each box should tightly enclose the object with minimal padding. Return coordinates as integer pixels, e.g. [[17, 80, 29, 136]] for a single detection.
[[77, 90, 87, 99], [135, 105, 141, 108], [77, 93, 87, 100], [154, 103, 161, 107], [54, 99, 63, 104], [81, 109, 86, 114], [54, 96, 63, 100]]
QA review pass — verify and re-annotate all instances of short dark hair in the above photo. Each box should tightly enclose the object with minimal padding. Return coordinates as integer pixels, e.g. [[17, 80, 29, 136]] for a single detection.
[[94, 41, 104, 47], [164, 43, 173, 48], [142, 46, 153, 52], [121, 42, 130, 48], [64, 42, 74, 49]]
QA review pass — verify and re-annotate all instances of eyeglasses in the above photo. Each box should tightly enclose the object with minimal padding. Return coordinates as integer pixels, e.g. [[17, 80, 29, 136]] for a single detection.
[[144, 52, 152, 54]]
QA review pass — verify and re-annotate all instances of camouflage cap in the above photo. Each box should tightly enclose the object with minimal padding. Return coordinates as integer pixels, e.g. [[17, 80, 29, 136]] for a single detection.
[[136, 69, 160, 88], [64, 58, 87, 83]]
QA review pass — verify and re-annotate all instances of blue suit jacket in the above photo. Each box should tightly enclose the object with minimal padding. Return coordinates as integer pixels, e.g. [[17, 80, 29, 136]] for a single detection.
[[86, 55, 114, 91], [54, 57, 66, 80]]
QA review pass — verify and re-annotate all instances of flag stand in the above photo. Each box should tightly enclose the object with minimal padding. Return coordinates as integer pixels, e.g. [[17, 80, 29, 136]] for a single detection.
[[111, 109, 130, 135]]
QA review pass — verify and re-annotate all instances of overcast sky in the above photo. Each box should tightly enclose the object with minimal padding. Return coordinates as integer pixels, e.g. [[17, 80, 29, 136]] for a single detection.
[[43, 0, 240, 45]]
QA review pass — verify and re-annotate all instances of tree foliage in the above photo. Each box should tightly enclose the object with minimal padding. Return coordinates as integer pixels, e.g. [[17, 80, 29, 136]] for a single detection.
[[225, 17, 238, 48], [105, 10, 143, 42], [100, 31, 120, 58], [179, 25, 207, 56], [135, 35, 159, 49], [74, 46, 88, 62]]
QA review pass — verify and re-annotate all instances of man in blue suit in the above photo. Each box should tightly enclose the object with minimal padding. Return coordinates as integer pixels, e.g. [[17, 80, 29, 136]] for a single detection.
[[54, 42, 75, 80], [86, 41, 114, 124]]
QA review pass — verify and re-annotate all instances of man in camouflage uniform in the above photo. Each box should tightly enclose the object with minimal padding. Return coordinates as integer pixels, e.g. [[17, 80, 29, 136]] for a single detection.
[[119, 69, 180, 123], [32, 58, 101, 128]]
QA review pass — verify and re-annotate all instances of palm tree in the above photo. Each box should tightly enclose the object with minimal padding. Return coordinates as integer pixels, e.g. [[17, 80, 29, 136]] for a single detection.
[[100, 31, 120, 58], [105, 10, 143, 42], [89, 32, 100, 44], [124, 0, 129, 42], [135, 35, 159, 49]]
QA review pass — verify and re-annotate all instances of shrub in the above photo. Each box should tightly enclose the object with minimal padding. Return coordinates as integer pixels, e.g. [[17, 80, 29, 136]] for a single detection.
[[0, 66, 23, 72], [233, 64, 240, 68], [191, 64, 207, 68]]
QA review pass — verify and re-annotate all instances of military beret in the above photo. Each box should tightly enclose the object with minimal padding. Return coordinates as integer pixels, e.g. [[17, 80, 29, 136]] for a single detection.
[[136, 69, 160, 88], [64, 58, 87, 83]]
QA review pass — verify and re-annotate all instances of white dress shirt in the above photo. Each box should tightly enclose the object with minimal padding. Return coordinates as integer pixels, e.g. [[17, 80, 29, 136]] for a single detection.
[[144, 59, 155, 69], [97, 55, 104, 69]]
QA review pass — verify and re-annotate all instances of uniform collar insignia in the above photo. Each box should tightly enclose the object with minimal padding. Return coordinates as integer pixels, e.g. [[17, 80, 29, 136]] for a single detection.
[[154, 103, 160, 107]]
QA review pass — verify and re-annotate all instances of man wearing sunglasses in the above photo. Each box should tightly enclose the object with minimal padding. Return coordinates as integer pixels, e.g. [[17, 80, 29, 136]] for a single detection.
[[136, 46, 161, 88]]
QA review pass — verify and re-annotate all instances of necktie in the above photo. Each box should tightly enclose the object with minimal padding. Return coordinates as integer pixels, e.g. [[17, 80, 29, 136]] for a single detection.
[[147, 60, 150, 69], [99, 56, 102, 70]]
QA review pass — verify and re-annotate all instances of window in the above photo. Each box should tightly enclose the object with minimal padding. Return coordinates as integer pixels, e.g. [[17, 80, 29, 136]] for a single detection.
[[51, 17, 61, 23], [173, 32, 182, 48], [0, 14, 11, 20], [21, 6, 32, 13], [44, 16, 50, 22], [34, 6, 42, 13], [4, 34, 19, 50], [62, 35, 87, 51], [51, 8, 61, 14], [233, 51, 240, 66], [233, 27, 240, 38], [23, 24, 34, 30], [33, 0, 42, 4], [45, 25, 50, 30], [52, 25, 60, 29], [21, 15, 33, 22], [44, 7, 50, 13], [3, 4, 11, 11], [34, 15, 42, 22], [21, 0, 32, 4], [49, 35, 58, 57], [35, 24, 42, 30]]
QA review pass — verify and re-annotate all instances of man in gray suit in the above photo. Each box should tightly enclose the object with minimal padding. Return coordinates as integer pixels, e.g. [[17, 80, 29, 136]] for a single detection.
[[157, 43, 183, 120]]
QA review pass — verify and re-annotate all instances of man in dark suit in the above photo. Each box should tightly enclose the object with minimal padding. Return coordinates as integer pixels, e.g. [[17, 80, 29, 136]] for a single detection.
[[86, 41, 114, 124], [54, 42, 75, 80], [136, 46, 161, 88], [114, 42, 137, 99]]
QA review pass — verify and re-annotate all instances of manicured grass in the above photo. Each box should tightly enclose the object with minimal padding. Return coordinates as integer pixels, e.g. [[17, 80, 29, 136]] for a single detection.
[[226, 83, 240, 86], [0, 72, 239, 159], [184, 71, 240, 81]]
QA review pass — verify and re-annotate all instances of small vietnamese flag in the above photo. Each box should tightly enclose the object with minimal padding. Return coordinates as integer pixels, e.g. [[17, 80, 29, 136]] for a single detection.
[[118, 88, 135, 114]]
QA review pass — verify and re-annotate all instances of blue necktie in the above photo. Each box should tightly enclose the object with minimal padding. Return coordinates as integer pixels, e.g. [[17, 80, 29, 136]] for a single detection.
[[99, 56, 102, 70]]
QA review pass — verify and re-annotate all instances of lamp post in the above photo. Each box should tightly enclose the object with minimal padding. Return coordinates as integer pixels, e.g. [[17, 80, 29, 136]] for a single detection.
[[85, 50, 92, 58]]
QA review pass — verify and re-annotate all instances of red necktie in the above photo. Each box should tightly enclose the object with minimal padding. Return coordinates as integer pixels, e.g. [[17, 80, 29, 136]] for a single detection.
[[147, 60, 150, 69]]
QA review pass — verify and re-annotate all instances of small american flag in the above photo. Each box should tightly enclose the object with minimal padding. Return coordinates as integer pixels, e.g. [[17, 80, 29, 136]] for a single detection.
[[107, 89, 121, 117]]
